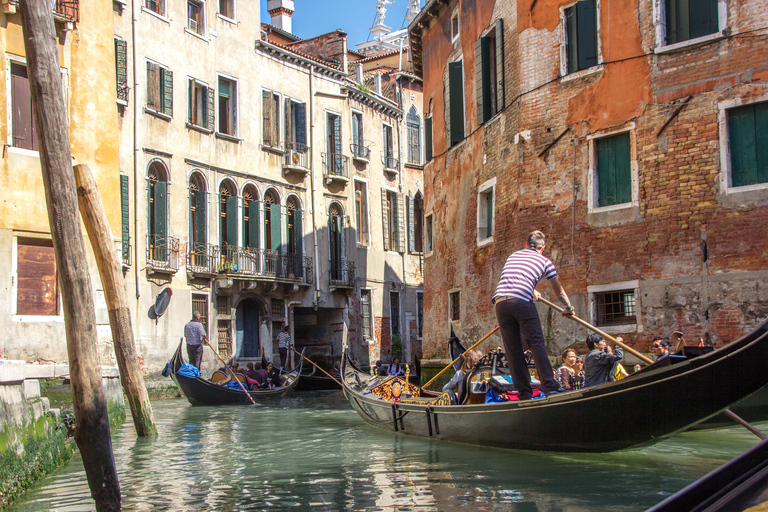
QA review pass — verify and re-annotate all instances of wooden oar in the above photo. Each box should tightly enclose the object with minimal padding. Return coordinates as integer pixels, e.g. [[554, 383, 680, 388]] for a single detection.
[[423, 326, 501, 390], [291, 347, 343, 387], [203, 339, 256, 406], [537, 297, 653, 364]]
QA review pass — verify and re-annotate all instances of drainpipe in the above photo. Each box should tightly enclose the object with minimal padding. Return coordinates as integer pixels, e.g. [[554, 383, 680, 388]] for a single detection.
[[396, 78, 408, 360], [309, 65, 321, 307], [131, 0, 140, 300]]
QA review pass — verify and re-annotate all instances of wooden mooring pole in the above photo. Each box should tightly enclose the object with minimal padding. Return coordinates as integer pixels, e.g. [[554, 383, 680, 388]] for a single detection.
[[19, 1, 121, 510], [75, 163, 158, 437]]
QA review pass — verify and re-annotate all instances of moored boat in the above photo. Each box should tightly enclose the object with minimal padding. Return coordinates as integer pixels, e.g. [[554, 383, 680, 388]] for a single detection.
[[170, 342, 303, 405], [342, 317, 768, 452]]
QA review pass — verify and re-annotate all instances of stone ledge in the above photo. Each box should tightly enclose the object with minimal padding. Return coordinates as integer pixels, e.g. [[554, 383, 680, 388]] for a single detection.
[[22, 380, 40, 399], [0, 360, 26, 383]]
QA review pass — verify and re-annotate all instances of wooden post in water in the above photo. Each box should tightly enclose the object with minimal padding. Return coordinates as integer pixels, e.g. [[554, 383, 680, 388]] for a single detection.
[[75, 163, 158, 437], [19, 1, 121, 510]]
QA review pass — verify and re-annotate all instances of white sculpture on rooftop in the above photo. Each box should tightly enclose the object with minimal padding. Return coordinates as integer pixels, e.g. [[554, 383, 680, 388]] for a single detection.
[[406, 0, 421, 23], [375, 0, 394, 27]]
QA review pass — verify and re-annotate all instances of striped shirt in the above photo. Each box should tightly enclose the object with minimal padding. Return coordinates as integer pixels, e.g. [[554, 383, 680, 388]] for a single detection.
[[493, 248, 557, 302], [277, 331, 292, 349], [183, 320, 207, 346]]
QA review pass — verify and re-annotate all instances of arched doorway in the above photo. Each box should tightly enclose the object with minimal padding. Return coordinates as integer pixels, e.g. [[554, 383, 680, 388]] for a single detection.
[[329, 202, 344, 281], [236, 298, 261, 358]]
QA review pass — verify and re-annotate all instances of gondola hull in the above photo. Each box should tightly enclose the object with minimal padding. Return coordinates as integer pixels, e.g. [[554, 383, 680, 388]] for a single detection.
[[170, 343, 302, 405], [342, 318, 768, 452]]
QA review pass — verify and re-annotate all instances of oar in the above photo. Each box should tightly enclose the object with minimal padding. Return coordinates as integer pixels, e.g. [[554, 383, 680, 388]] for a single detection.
[[423, 326, 501, 390], [291, 347, 343, 387], [537, 297, 653, 364], [203, 339, 256, 406]]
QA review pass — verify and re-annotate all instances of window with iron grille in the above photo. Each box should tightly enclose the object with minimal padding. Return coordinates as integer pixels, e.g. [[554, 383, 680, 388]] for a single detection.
[[595, 290, 636, 326], [216, 295, 230, 316], [361, 290, 373, 340], [271, 298, 284, 318], [449, 291, 460, 322], [217, 320, 232, 357], [192, 293, 209, 331]]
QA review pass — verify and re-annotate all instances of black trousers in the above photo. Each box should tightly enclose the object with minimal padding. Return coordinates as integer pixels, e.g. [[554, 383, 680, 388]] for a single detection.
[[279, 347, 288, 368], [495, 298, 560, 398], [186, 343, 203, 370]]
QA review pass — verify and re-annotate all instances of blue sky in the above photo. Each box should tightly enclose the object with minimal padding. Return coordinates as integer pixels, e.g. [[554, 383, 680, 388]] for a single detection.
[[260, 0, 415, 50]]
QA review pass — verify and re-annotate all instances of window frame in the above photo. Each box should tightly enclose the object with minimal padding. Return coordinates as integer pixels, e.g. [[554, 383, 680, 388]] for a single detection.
[[382, 121, 396, 169], [477, 177, 496, 246], [559, 0, 603, 78], [416, 291, 423, 340], [188, 78, 213, 131], [653, 0, 726, 52], [186, 0, 207, 38], [406, 106, 422, 165], [425, 212, 434, 256], [449, 290, 461, 322], [451, 10, 460, 43], [587, 124, 639, 214], [12, 236, 63, 322], [216, 74, 238, 138], [587, 280, 640, 334], [354, 178, 370, 248], [446, 57, 466, 148], [143, 0, 167, 19], [389, 291, 401, 338], [718, 96, 768, 197], [360, 288, 375, 344], [7, 59, 38, 153], [218, 0, 235, 22]]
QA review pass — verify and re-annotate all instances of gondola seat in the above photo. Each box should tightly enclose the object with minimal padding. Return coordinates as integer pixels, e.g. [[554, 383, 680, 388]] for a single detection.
[[211, 371, 228, 383]]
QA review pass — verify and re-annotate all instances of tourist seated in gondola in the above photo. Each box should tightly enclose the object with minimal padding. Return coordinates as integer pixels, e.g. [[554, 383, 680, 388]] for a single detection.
[[557, 348, 582, 390], [605, 344, 629, 381], [374, 360, 385, 375], [266, 362, 283, 388], [584, 333, 624, 388], [256, 362, 269, 383], [387, 357, 404, 377], [443, 349, 483, 394], [245, 362, 264, 389], [652, 337, 671, 361]]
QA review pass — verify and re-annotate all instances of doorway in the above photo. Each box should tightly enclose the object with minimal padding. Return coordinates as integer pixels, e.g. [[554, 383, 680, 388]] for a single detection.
[[236, 298, 261, 358]]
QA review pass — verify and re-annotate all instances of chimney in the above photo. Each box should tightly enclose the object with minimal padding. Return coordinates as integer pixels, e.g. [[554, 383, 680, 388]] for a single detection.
[[267, 0, 295, 33], [355, 63, 364, 84], [374, 74, 382, 95]]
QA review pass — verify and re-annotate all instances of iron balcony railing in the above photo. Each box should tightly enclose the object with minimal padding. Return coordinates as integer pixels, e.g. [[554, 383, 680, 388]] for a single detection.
[[187, 242, 219, 275], [382, 154, 400, 172], [218, 245, 313, 283], [8, 0, 80, 22], [146, 235, 179, 273], [350, 143, 371, 161], [322, 152, 350, 180], [284, 142, 309, 169], [330, 259, 355, 288]]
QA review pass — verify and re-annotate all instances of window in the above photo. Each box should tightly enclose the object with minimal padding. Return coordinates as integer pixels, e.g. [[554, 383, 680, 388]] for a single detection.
[[218, 179, 237, 254], [425, 116, 433, 161], [187, 0, 205, 36], [447, 60, 465, 147], [264, 189, 281, 252], [242, 185, 260, 250], [328, 202, 344, 281], [451, 11, 460, 41], [16, 238, 59, 316], [262, 90, 280, 147], [192, 293, 209, 330], [219, 0, 234, 19], [271, 298, 284, 318], [406, 106, 421, 165], [564, 0, 598, 74], [361, 289, 373, 340], [10, 63, 37, 151], [390, 292, 400, 337], [147, 161, 169, 263], [115, 39, 128, 105], [218, 76, 237, 136], [425, 213, 433, 253], [217, 319, 232, 357], [188, 79, 213, 130], [284, 98, 307, 152], [382, 123, 397, 170], [477, 179, 495, 243], [417, 292, 423, 339], [595, 132, 631, 207], [664, 0, 718, 45], [382, 190, 403, 252], [409, 192, 424, 253], [217, 295, 230, 315], [188, 173, 208, 266], [354, 180, 369, 246], [351, 111, 367, 159], [595, 289, 636, 326], [449, 291, 460, 322], [144, 0, 165, 16], [286, 196, 303, 277], [147, 61, 173, 117], [726, 101, 768, 188], [327, 112, 342, 168], [476, 19, 505, 125]]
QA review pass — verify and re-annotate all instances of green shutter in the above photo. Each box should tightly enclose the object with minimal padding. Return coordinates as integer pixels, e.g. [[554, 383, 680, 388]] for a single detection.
[[666, 0, 689, 44], [576, 0, 597, 71], [248, 200, 260, 249], [154, 180, 167, 260], [293, 210, 303, 256], [566, 5, 578, 74], [207, 86, 215, 130], [163, 69, 173, 117], [352, 114, 360, 147], [425, 117, 433, 161], [495, 18, 505, 111], [196, 190, 207, 245], [597, 132, 631, 207], [120, 175, 130, 260], [397, 193, 406, 253], [296, 103, 307, 146], [448, 61, 464, 146], [487, 190, 493, 235], [729, 105, 759, 187], [381, 189, 390, 251], [476, 36, 492, 125], [408, 194, 415, 253], [757, 103, 768, 185], [226, 196, 237, 247], [690, 0, 718, 39], [270, 204, 281, 251], [115, 39, 127, 101]]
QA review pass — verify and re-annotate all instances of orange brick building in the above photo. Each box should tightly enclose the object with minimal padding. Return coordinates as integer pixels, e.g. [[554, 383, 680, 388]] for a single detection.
[[409, 0, 768, 361]]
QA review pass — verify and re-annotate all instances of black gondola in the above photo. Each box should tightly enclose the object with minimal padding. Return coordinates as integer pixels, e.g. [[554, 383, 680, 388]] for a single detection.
[[295, 360, 421, 391], [342, 317, 768, 452], [170, 342, 303, 405]]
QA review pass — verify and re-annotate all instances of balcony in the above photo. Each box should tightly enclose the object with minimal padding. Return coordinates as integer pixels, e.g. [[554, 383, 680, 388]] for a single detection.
[[7, 0, 79, 22], [121, 237, 131, 267], [217, 245, 313, 284], [146, 235, 180, 274], [382, 154, 400, 177], [322, 152, 350, 186], [330, 260, 355, 289], [283, 142, 309, 178], [350, 143, 370, 163], [187, 242, 219, 277]]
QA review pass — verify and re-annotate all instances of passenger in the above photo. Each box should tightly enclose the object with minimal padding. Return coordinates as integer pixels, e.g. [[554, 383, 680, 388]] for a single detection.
[[256, 362, 269, 384], [583, 333, 624, 388], [651, 337, 671, 361], [604, 344, 629, 381], [387, 357, 404, 377], [245, 362, 264, 389], [557, 348, 582, 390], [442, 349, 483, 393], [266, 362, 282, 388], [331, 358, 341, 375], [374, 360, 384, 376]]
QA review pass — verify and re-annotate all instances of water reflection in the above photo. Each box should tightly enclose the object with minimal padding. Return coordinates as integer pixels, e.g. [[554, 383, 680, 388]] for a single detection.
[[11, 393, 765, 512]]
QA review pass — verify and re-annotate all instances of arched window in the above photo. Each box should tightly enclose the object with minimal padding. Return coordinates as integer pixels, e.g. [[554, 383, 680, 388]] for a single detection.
[[286, 195, 303, 278], [406, 106, 421, 165], [263, 189, 281, 252], [219, 179, 237, 255], [329, 202, 344, 281], [413, 191, 424, 253], [147, 161, 168, 262], [242, 184, 259, 251], [189, 172, 208, 266]]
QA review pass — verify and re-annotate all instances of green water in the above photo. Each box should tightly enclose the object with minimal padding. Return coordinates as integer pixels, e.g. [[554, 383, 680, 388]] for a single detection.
[[9, 392, 766, 511]]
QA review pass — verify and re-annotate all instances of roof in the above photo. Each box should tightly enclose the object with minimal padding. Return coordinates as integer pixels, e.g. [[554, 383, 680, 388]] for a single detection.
[[260, 23, 303, 43], [255, 39, 347, 79], [408, 0, 446, 77], [355, 48, 405, 63]]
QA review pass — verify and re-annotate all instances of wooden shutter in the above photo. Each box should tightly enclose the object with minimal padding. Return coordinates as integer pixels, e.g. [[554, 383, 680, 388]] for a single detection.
[[425, 117, 433, 161], [576, 0, 598, 71], [597, 133, 631, 207], [115, 39, 128, 102], [448, 61, 464, 146], [207, 86, 215, 130], [195, 190, 207, 246], [154, 180, 167, 260], [665, 0, 689, 44], [332, 115, 343, 170], [476, 36, 492, 125], [270, 204, 282, 251], [11, 64, 36, 150], [495, 19, 505, 111], [381, 190, 390, 251], [691, 0, 719, 40], [16, 239, 58, 316], [226, 196, 237, 247], [248, 200, 260, 249], [163, 68, 173, 117], [147, 62, 159, 110], [262, 91, 271, 143], [565, 5, 578, 74], [729, 103, 768, 188], [407, 194, 415, 253], [120, 175, 130, 261], [296, 102, 307, 146]]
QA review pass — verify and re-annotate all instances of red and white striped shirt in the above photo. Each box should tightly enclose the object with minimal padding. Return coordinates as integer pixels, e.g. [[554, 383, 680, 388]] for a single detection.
[[493, 248, 557, 302]]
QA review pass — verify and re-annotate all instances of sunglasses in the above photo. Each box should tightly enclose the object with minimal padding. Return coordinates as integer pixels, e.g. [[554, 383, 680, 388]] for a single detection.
[[652, 344, 662, 348]]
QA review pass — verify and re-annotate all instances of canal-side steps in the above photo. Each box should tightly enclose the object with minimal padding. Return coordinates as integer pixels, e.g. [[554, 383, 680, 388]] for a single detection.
[[0, 361, 124, 509]]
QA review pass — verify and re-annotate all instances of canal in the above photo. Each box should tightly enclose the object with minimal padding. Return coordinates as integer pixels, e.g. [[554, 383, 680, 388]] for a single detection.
[[10, 392, 765, 511]]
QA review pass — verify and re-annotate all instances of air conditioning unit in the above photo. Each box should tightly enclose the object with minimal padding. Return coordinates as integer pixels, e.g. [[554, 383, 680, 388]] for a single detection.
[[189, 19, 198, 33]]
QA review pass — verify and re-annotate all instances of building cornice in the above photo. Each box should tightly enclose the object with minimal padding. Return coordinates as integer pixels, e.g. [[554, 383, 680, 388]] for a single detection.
[[254, 39, 347, 80], [408, 0, 449, 77]]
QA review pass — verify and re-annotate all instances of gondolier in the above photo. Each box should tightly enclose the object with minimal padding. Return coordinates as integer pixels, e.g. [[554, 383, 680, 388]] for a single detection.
[[184, 311, 208, 370], [278, 325, 293, 369], [493, 230, 574, 399]]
